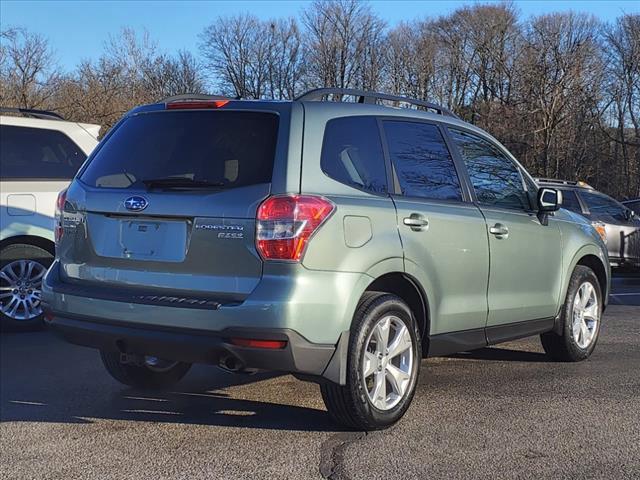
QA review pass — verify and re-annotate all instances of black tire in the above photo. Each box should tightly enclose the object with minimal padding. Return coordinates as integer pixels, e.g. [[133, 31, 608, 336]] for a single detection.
[[0, 243, 53, 332], [100, 351, 191, 389], [540, 265, 602, 362], [321, 292, 421, 431]]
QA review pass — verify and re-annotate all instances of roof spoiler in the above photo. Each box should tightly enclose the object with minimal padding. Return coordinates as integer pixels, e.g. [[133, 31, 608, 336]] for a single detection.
[[0, 107, 64, 121]]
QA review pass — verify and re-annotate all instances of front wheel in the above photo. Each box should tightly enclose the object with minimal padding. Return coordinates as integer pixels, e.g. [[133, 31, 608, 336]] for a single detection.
[[100, 351, 191, 389], [321, 292, 421, 431], [540, 265, 602, 362]]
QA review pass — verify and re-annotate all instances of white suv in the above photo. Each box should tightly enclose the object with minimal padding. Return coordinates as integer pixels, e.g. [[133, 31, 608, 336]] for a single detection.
[[1, 108, 99, 330]]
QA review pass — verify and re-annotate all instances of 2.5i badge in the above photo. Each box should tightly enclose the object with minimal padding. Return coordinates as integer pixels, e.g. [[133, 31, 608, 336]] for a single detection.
[[196, 223, 244, 239]]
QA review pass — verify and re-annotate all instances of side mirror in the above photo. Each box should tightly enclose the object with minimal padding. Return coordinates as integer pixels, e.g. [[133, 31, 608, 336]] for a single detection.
[[537, 188, 562, 212]]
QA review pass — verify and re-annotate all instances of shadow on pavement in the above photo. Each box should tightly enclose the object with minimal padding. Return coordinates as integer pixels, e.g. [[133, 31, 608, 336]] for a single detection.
[[0, 330, 342, 432]]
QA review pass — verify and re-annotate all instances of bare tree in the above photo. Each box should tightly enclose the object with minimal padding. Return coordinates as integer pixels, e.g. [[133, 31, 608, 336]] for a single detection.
[[199, 14, 269, 98], [302, 0, 385, 90], [519, 13, 604, 178], [601, 14, 640, 197], [0, 28, 61, 108], [265, 18, 305, 99], [143, 50, 206, 100]]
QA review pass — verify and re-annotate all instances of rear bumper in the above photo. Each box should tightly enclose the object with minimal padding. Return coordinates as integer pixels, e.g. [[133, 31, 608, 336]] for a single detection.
[[45, 312, 335, 377], [42, 260, 368, 384]]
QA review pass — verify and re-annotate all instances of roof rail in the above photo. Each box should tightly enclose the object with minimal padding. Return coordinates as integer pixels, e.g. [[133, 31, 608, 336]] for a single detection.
[[161, 94, 234, 103], [535, 178, 594, 189], [0, 107, 64, 121], [295, 88, 459, 119]]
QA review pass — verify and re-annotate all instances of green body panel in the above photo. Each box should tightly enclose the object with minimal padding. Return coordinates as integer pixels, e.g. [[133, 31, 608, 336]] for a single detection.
[[392, 199, 489, 334], [43, 261, 371, 345], [554, 209, 611, 304], [302, 195, 402, 273], [482, 208, 563, 326]]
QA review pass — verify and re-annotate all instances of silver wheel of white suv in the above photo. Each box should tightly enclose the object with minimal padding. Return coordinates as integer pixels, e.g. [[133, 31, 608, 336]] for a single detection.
[[0, 243, 54, 331], [0, 259, 47, 321]]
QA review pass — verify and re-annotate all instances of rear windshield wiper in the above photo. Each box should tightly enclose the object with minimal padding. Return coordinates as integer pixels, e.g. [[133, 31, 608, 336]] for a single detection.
[[141, 177, 227, 190]]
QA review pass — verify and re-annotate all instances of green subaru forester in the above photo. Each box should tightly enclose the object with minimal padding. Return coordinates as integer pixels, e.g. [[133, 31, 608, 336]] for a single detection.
[[42, 89, 610, 430]]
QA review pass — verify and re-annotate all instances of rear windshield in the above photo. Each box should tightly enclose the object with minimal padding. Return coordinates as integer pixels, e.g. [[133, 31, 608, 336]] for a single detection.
[[79, 110, 279, 189]]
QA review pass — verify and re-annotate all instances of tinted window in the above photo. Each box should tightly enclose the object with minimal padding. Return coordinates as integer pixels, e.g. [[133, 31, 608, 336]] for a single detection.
[[80, 111, 278, 189], [0, 125, 87, 179], [580, 191, 629, 222], [321, 117, 387, 194], [560, 189, 583, 213], [384, 121, 462, 201], [625, 200, 640, 213], [450, 129, 530, 210]]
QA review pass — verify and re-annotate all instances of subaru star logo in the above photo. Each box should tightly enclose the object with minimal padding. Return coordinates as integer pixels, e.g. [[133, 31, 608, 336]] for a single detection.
[[124, 196, 148, 212]]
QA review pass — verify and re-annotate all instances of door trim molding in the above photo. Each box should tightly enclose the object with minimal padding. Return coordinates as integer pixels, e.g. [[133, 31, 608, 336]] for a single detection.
[[427, 317, 555, 357]]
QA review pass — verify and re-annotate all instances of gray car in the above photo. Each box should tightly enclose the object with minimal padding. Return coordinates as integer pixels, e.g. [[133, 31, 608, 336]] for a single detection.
[[537, 179, 640, 270], [623, 198, 640, 215], [43, 90, 609, 430]]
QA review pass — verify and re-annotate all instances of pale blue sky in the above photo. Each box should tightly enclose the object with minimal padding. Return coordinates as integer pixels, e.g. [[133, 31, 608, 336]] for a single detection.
[[1, 1, 638, 71]]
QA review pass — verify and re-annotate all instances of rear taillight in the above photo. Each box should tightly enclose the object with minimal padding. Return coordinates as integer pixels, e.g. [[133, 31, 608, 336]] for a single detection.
[[54, 189, 67, 245], [256, 195, 335, 261]]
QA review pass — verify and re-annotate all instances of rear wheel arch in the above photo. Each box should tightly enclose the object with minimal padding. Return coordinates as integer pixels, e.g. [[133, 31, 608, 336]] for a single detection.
[[0, 235, 55, 257], [365, 272, 429, 350]]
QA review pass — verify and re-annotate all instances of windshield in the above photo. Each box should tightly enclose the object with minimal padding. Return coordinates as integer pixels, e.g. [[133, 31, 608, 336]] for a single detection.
[[79, 110, 279, 189], [579, 191, 632, 223]]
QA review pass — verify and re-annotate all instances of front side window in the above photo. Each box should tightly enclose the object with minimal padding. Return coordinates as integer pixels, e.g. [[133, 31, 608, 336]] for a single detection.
[[320, 116, 387, 194], [0, 125, 87, 179], [579, 191, 630, 222], [384, 121, 462, 201], [560, 189, 583, 213], [450, 128, 530, 210]]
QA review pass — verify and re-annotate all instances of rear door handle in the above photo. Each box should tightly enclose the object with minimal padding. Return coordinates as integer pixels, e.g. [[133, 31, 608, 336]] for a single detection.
[[403, 214, 429, 231], [489, 223, 509, 238]]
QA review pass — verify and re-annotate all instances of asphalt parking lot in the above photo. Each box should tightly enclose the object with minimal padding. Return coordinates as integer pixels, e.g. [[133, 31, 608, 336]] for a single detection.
[[1, 276, 638, 480]]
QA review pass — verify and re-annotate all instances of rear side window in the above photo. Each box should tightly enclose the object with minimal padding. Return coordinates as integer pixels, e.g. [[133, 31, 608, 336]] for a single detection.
[[450, 129, 530, 210], [321, 117, 387, 194], [579, 191, 629, 222], [0, 125, 87, 179], [560, 189, 583, 213], [384, 121, 462, 201], [80, 111, 278, 189]]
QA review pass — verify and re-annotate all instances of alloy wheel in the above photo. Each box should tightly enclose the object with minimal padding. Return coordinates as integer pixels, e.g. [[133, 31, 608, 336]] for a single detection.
[[0, 260, 47, 320], [571, 281, 600, 349], [362, 315, 414, 411]]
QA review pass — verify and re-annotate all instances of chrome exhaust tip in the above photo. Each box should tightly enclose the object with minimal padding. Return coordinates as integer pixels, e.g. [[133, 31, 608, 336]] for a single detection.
[[218, 354, 244, 373]]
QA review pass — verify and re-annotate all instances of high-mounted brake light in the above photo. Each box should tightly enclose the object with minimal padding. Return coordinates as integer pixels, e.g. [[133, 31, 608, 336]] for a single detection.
[[54, 188, 67, 245], [166, 100, 229, 110], [256, 195, 335, 261]]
